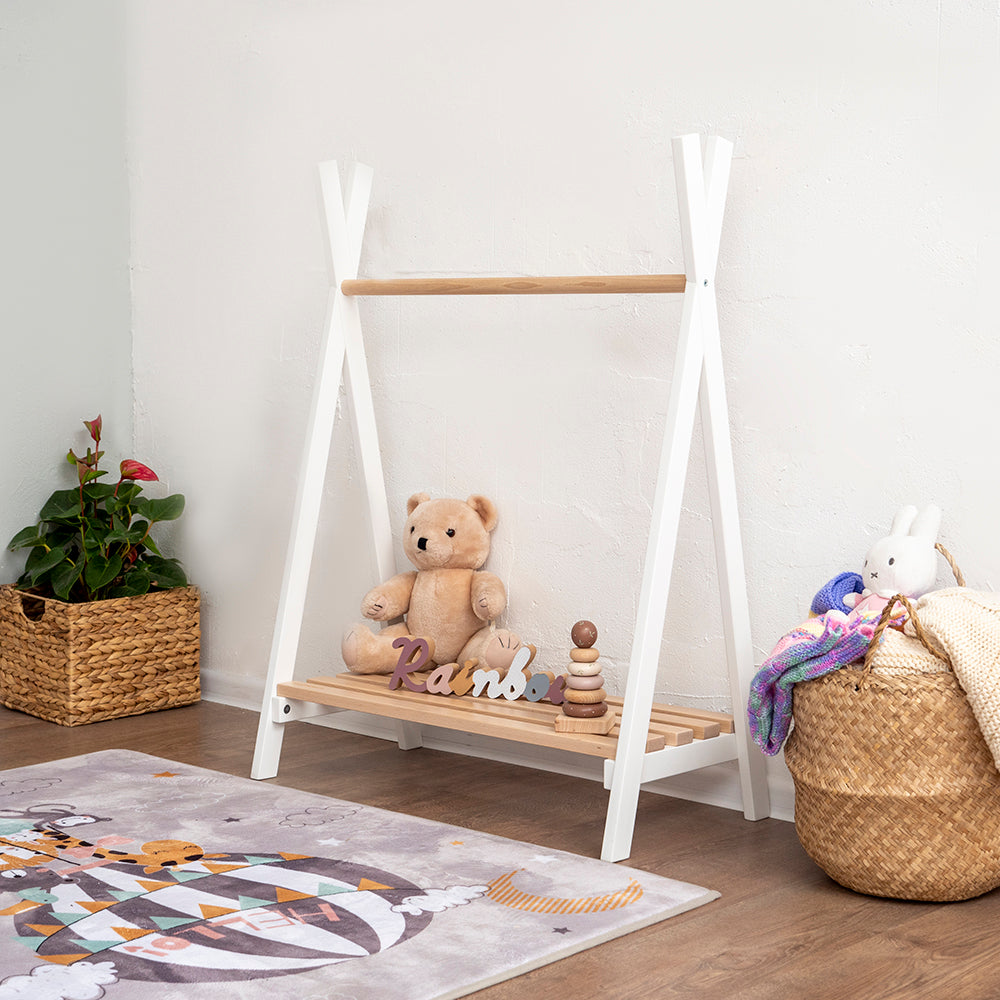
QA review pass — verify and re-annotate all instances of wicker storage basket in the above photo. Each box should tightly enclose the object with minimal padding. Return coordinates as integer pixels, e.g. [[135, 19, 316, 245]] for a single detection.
[[0, 584, 200, 726], [785, 594, 1000, 902]]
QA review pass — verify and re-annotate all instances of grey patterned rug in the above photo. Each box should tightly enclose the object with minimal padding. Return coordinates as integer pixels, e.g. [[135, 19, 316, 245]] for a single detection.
[[0, 750, 717, 999]]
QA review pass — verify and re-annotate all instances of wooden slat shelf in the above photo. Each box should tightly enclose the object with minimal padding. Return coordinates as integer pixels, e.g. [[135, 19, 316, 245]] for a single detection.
[[276, 673, 733, 762]]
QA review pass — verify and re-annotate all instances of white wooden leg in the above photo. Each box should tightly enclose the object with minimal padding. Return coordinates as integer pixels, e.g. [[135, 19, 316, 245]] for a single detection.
[[394, 722, 423, 750], [601, 282, 706, 862], [333, 176, 395, 586], [692, 135, 769, 820], [334, 173, 423, 754], [699, 287, 770, 820], [345, 326, 424, 768], [251, 164, 372, 780], [602, 134, 760, 859], [251, 717, 286, 780]]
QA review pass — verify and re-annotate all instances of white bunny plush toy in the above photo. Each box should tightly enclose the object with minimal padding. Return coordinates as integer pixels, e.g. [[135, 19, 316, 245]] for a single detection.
[[843, 504, 942, 616]]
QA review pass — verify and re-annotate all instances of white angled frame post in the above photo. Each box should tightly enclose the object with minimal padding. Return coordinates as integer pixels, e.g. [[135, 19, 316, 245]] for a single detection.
[[251, 163, 417, 781], [250, 134, 770, 858], [601, 135, 768, 861]]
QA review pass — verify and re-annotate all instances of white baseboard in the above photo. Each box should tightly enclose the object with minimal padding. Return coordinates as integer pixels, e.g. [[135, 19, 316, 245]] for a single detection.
[[202, 669, 795, 822], [201, 672, 264, 711]]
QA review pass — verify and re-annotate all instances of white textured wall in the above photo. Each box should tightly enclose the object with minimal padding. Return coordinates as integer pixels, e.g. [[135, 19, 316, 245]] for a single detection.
[[0, 1, 132, 584], [122, 1, 1000, 809]]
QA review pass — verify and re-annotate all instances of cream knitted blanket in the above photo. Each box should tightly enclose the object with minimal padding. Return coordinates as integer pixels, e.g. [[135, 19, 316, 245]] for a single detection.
[[868, 626, 950, 676], [872, 588, 1000, 769]]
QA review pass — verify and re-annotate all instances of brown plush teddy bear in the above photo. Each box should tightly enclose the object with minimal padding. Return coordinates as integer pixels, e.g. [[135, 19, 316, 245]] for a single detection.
[[341, 492, 527, 675]]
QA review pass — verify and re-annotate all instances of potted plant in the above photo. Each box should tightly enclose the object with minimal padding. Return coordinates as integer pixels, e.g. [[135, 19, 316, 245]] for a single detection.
[[0, 416, 200, 726]]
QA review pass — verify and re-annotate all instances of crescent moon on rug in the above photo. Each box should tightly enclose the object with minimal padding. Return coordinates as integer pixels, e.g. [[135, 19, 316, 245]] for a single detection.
[[484, 870, 643, 914]]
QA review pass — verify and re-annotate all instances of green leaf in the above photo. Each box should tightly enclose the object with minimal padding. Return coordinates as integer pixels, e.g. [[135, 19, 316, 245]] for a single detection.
[[126, 520, 150, 544], [50, 559, 83, 601], [83, 528, 107, 553], [104, 517, 131, 545], [85, 553, 123, 591], [39, 524, 78, 550], [39, 489, 82, 522], [143, 556, 187, 590], [109, 482, 142, 508], [26, 545, 70, 581], [134, 494, 185, 523], [108, 568, 151, 598], [8, 526, 46, 550], [82, 482, 115, 501]]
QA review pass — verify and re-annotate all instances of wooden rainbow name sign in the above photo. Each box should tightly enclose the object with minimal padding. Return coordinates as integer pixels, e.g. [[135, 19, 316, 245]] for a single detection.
[[387, 637, 566, 704]]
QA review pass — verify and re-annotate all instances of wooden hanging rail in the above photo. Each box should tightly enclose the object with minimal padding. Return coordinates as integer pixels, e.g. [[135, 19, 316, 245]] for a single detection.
[[340, 274, 687, 296]]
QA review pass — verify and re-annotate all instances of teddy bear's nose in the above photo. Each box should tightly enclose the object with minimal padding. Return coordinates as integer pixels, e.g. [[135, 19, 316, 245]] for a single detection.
[[417, 537, 428, 551]]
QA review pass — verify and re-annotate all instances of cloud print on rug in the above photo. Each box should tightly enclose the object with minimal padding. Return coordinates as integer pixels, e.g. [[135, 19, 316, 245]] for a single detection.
[[391, 885, 488, 914], [0, 960, 118, 1000], [278, 804, 358, 828], [0, 778, 62, 799]]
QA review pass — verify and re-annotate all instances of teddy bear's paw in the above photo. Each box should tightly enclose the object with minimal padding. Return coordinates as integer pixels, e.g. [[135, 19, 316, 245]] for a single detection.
[[475, 594, 506, 621], [361, 594, 390, 620], [342, 624, 379, 672], [483, 630, 530, 674]]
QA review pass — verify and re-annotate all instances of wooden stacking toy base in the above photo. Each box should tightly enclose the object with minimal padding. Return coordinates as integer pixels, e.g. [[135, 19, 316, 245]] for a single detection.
[[554, 708, 617, 735]]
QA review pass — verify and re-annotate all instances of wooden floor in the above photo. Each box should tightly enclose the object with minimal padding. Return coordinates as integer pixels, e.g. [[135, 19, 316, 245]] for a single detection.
[[4, 700, 999, 999]]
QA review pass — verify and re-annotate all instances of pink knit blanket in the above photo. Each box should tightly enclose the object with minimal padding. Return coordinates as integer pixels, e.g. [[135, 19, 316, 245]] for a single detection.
[[747, 608, 886, 755]]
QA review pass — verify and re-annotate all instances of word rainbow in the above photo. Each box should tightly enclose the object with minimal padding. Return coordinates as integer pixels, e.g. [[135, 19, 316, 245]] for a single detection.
[[387, 637, 566, 704]]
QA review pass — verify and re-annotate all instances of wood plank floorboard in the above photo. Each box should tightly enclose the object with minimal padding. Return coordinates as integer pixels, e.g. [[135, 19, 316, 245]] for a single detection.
[[3, 700, 999, 999]]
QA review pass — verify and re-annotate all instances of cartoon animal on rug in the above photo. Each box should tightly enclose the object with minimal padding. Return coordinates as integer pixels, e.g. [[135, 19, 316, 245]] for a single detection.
[[843, 503, 942, 616], [341, 492, 529, 676], [0, 803, 234, 879], [0, 805, 110, 879]]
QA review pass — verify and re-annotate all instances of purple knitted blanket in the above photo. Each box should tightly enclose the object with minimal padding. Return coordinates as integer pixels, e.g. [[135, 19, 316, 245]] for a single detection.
[[747, 608, 886, 756]]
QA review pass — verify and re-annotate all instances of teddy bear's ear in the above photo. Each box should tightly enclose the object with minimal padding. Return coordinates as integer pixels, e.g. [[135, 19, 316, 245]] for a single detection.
[[407, 492, 431, 515], [467, 495, 498, 532]]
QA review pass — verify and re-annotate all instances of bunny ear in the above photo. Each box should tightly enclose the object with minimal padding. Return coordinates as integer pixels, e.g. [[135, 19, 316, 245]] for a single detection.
[[889, 505, 919, 536], [910, 504, 942, 540]]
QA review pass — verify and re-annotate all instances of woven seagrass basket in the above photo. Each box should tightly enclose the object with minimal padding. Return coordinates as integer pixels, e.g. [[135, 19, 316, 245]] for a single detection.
[[0, 584, 200, 726], [785, 592, 1000, 902]]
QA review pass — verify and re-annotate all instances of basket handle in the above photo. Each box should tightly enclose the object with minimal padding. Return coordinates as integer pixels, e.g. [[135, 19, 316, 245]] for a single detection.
[[860, 544, 962, 677], [936, 542, 965, 587], [861, 594, 950, 677], [11, 589, 49, 624]]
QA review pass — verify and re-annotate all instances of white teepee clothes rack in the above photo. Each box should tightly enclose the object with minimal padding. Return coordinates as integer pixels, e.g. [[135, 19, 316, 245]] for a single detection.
[[251, 134, 770, 862]]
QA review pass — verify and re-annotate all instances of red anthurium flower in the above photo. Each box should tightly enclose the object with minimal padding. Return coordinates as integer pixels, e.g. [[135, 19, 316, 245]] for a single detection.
[[83, 415, 102, 444], [119, 459, 159, 482]]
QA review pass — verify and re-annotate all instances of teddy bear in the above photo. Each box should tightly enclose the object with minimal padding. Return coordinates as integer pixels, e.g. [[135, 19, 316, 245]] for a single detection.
[[843, 503, 942, 617], [341, 492, 528, 676]]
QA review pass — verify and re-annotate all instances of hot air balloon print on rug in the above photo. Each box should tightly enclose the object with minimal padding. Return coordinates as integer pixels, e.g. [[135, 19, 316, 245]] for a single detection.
[[1, 804, 464, 982]]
